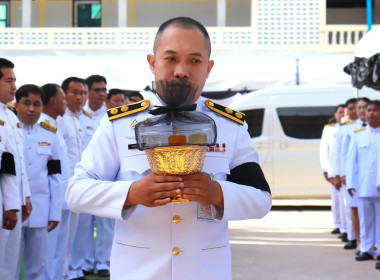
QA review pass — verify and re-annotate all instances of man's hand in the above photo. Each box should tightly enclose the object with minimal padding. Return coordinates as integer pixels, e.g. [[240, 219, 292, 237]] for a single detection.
[[22, 197, 32, 222], [323, 172, 331, 183], [341, 176, 346, 186], [2, 209, 18, 230], [181, 172, 224, 209], [348, 188, 356, 198], [47, 221, 59, 232], [332, 176, 342, 190], [125, 174, 184, 207]]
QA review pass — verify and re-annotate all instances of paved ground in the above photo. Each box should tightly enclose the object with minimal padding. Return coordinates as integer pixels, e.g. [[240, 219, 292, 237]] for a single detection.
[[229, 209, 379, 280]]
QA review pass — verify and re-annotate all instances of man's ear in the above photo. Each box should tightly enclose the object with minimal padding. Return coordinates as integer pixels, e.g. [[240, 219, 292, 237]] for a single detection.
[[147, 54, 156, 74], [14, 102, 18, 112], [207, 60, 214, 78]]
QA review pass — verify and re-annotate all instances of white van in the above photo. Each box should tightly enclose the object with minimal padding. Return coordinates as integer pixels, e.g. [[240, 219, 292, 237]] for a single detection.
[[229, 85, 380, 199]]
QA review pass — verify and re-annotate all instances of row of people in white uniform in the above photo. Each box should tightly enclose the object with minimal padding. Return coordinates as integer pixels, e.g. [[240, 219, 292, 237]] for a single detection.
[[321, 97, 380, 270], [0, 62, 120, 280]]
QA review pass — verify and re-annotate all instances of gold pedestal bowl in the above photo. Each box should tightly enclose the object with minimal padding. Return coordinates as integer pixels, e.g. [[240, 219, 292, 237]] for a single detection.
[[145, 145, 207, 203]]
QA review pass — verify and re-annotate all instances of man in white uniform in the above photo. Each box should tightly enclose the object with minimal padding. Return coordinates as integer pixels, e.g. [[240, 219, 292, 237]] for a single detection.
[[14, 84, 62, 280], [58, 77, 87, 280], [67, 17, 272, 280], [73, 75, 113, 279], [39, 83, 73, 280], [332, 97, 369, 251], [0, 102, 19, 276], [331, 98, 358, 246], [347, 100, 380, 268], [320, 104, 345, 236], [0, 58, 32, 280]]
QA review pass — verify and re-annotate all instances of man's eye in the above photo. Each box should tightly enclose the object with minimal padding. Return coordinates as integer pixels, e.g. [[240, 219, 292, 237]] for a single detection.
[[191, 59, 201, 63], [165, 57, 176, 62]]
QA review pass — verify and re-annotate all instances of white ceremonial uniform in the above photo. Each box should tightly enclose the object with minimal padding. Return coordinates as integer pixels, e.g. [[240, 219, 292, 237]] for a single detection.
[[66, 97, 272, 280], [320, 122, 346, 233], [57, 108, 83, 279], [0, 120, 20, 274], [331, 120, 362, 241], [0, 104, 30, 280], [41, 113, 72, 280], [69, 107, 108, 279], [76, 105, 115, 276], [18, 121, 62, 280], [346, 125, 380, 257]]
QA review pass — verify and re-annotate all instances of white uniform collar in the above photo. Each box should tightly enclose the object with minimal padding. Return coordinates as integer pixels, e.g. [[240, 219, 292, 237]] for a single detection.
[[1, 102, 7, 111], [66, 107, 79, 118], [40, 113, 58, 126], [369, 125, 380, 133], [19, 121, 34, 130]]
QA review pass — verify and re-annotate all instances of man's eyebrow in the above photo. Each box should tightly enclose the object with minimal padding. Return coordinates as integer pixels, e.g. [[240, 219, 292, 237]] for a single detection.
[[163, 50, 203, 57]]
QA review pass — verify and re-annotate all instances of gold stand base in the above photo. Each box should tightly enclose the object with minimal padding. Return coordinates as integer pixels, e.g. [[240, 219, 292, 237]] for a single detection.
[[171, 195, 190, 203]]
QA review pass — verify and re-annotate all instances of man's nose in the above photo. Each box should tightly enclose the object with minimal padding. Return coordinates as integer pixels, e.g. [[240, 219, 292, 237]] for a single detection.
[[174, 64, 189, 79]]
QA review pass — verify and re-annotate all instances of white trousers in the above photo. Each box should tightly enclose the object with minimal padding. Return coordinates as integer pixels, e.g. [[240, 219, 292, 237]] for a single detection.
[[83, 216, 115, 272], [330, 184, 347, 233], [44, 209, 78, 280], [69, 213, 92, 279], [0, 211, 21, 280], [358, 197, 380, 256], [18, 227, 48, 280]]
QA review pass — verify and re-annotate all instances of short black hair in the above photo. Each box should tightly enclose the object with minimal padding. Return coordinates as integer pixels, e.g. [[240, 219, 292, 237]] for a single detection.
[[125, 91, 144, 102], [357, 97, 370, 104], [16, 84, 44, 103], [41, 83, 60, 106], [85, 75, 107, 90], [335, 104, 345, 113], [61, 77, 85, 93], [0, 58, 14, 79], [153, 17, 211, 57], [345, 98, 357, 107], [107, 88, 125, 100], [368, 100, 380, 107]]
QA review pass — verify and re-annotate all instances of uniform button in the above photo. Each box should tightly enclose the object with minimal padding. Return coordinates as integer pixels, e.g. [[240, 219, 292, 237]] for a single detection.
[[28, 177, 31, 181], [372, 170, 375, 174], [20, 156, 23, 159], [28, 162, 32, 166], [22, 172, 25, 176], [69, 165, 72, 168], [27, 132, 31, 135], [173, 215, 181, 224], [16, 141, 19, 144], [172, 247, 181, 256], [28, 146, 32, 150]]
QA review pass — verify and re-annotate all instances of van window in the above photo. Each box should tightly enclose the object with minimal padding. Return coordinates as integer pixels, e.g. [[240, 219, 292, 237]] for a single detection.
[[276, 106, 335, 139], [242, 108, 264, 138]]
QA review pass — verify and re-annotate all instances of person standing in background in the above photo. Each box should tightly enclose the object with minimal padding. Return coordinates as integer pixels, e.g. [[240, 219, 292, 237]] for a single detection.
[[320, 104, 345, 236], [106, 89, 126, 109], [71, 75, 113, 279], [15, 84, 62, 280], [0, 58, 32, 280], [58, 77, 87, 280], [347, 100, 380, 269], [40, 83, 73, 280]]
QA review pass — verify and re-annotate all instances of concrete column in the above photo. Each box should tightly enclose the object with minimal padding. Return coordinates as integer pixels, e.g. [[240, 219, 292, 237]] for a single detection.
[[22, 0, 32, 27], [118, 0, 128, 27], [217, 0, 226, 26]]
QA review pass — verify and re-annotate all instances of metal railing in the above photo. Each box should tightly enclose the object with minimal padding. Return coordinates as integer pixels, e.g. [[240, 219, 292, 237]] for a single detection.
[[0, 24, 370, 52]]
